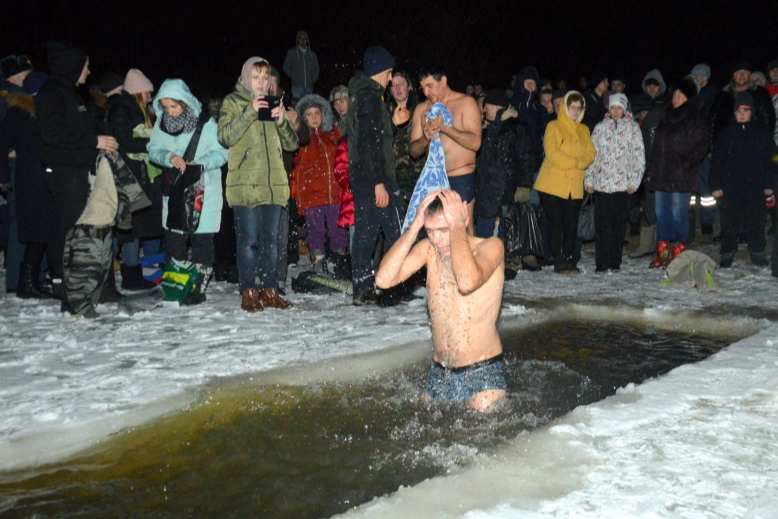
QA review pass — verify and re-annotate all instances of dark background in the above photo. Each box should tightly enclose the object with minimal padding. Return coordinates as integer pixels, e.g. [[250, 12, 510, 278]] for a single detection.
[[2, 0, 777, 101]]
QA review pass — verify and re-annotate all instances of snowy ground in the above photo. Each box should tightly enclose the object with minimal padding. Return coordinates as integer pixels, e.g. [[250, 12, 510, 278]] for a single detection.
[[1, 233, 778, 518]]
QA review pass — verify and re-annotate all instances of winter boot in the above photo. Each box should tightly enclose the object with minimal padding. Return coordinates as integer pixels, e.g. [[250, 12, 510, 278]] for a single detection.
[[259, 287, 292, 309], [184, 265, 212, 305], [310, 251, 328, 275], [240, 287, 264, 312], [629, 225, 657, 258], [99, 267, 124, 304], [331, 251, 352, 280], [750, 251, 768, 267], [649, 241, 671, 269], [17, 262, 54, 300], [120, 264, 156, 291], [719, 252, 734, 269], [521, 254, 542, 272]]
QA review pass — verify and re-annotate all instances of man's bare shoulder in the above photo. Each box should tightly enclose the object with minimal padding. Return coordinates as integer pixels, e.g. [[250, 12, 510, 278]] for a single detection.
[[449, 91, 478, 110], [471, 236, 505, 263]]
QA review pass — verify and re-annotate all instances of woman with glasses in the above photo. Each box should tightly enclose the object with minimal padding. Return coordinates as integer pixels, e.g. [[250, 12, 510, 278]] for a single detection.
[[534, 91, 596, 273]]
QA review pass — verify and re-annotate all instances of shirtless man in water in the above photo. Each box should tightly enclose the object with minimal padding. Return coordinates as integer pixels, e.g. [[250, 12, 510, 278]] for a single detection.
[[376, 190, 506, 412], [410, 69, 482, 234]]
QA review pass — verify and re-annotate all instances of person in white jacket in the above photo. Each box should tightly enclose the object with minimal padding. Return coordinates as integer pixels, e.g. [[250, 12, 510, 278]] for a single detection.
[[584, 93, 645, 273]]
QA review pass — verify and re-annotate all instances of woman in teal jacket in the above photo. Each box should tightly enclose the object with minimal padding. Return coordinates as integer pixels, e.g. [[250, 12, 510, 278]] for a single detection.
[[148, 79, 228, 304]]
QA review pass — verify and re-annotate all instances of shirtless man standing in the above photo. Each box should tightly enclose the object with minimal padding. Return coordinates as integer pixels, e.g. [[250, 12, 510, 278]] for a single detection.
[[376, 189, 506, 412], [410, 70, 482, 234]]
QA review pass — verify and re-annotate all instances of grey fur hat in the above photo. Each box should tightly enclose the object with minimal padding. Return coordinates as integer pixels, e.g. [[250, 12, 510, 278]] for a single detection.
[[296, 93, 335, 133]]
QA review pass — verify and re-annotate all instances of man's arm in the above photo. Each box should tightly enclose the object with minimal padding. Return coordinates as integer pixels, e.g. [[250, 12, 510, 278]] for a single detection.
[[436, 96, 482, 152], [409, 103, 430, 159], [440, 190, 504, 295]]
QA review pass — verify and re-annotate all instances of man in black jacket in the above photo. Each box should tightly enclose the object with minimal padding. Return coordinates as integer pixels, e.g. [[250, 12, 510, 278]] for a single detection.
[[36, 41, 118, 313], [474, 90, 534, 275], [344, 46, 410, 305]]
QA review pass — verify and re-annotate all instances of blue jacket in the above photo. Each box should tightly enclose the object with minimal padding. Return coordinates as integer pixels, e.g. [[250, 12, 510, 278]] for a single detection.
[[148, 79, 228, 234]]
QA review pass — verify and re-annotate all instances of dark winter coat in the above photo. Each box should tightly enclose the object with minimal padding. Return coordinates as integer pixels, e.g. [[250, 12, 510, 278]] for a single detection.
[[643, 99, 711, 193], [710, 85, 776, 148], [709, 120, 776, 197], [583, 90, 606, 132], [511, 66, 548, 168], [0, 92, 59, 244], [344, 71, 396, 189], [105, 90, 163, 239], [282, 31, 320, 92], [36, 42, 98, 169], [475, 108, 534, 219]]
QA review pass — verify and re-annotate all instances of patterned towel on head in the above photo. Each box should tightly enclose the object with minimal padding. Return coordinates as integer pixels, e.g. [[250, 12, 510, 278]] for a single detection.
[[402, 102, 452, 232]]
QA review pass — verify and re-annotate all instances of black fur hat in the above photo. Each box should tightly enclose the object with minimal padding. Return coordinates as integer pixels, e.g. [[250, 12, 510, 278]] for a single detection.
[[0, 55, 33, 80]]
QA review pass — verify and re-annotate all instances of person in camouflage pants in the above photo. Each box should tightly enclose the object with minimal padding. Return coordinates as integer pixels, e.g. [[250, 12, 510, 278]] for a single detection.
[[63, 151, 150, 316]]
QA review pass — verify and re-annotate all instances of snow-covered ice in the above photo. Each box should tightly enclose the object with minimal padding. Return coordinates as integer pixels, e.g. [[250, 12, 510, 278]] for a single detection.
[[1, 240, 778, 518]]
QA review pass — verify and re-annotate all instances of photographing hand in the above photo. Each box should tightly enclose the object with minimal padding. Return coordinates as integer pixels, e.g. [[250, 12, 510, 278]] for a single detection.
[[252, 96, 269, 112]]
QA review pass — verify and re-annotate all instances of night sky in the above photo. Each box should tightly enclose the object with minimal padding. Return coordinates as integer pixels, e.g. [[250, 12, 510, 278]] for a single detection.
[[3, 0, 776, 101]]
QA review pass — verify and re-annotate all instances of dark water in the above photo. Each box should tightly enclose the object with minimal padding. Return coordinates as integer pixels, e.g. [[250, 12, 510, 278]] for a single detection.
[[0, 321, 743, 518]]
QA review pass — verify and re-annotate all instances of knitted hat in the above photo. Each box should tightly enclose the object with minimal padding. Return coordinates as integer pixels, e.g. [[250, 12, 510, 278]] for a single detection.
[[363, 46, 395, 77], [690, 63, 711, 79], [731, 60, 752, 75], [99, 72, 124, 93], [483, 89, 509, 108], [329, 84, 349, 102], [124, 68, 153, 94], [270, 66, 280, 81], [734, 92, 753, 111], [674, 77, 698, 100], [768, 60, 778, 72], [0, 54, 32, 80], [22, 71, 48, 95], [587, 70, 608, 89], [608, 93, 628, 110]]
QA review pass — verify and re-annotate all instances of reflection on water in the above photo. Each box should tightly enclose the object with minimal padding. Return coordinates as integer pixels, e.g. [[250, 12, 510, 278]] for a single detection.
[[0, 321, 740, 518]]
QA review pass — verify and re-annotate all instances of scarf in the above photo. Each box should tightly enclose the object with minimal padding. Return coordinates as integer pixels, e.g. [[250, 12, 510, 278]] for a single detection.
[[161, 105, 198, 136], [402, 102, 452, 232]]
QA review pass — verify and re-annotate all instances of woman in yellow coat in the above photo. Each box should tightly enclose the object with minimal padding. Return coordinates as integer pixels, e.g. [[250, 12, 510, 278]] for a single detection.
[[534, 91, 596, 274]]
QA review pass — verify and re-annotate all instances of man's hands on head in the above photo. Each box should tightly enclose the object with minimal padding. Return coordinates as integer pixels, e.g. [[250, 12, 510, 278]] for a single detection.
[[410, 190, 441, 232], [439, 189, 468, 230]]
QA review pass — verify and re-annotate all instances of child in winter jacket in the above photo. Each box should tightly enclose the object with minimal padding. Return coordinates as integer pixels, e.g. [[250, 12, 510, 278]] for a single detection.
[[293, 94, 348, 276]]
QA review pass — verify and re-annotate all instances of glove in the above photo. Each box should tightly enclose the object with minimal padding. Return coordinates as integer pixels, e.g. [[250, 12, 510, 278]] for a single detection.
[[514, 187, 531, 203]]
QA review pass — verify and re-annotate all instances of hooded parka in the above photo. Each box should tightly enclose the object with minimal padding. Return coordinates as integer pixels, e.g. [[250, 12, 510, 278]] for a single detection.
[[218, 77, 299, 208], [148, 79, 227, 234], [534, 91, 596, 200]]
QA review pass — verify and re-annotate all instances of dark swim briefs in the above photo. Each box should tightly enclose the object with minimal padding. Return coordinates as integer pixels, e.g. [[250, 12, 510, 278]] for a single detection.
[[448, 172, 476, 203], [424, 354, 507, 402]]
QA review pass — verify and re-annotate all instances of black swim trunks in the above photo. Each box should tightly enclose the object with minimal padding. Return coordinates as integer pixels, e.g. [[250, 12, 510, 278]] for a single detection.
[[448, 173, 476, 203], [424, 354, 507, 402]]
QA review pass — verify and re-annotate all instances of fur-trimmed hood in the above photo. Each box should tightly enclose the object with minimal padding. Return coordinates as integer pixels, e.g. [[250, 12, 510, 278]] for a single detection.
[[296, 93, 335, 133], [3, 91, 36, 117]]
